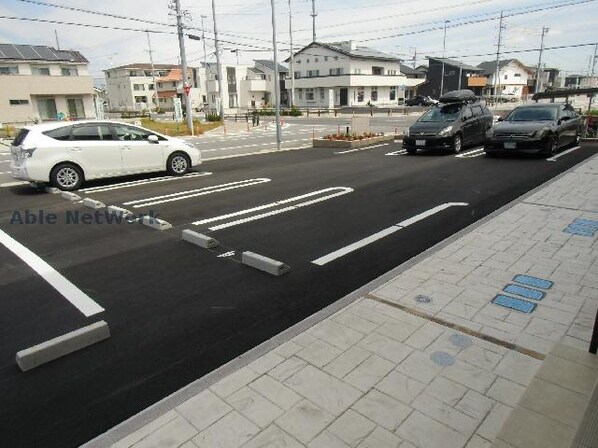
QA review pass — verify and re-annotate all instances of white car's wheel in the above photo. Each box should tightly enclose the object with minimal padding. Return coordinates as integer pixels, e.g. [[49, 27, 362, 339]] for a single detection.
[[51, 163, 83, 191], [167, 152, 191, 175]]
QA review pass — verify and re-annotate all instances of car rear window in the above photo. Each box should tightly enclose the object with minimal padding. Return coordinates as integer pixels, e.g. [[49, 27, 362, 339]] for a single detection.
[[12, 129, 29, 146], [43, 126, 73, 140]]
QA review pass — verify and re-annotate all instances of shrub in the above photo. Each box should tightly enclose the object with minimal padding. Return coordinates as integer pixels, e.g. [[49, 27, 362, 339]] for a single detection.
[[206, 113, 221, 122]]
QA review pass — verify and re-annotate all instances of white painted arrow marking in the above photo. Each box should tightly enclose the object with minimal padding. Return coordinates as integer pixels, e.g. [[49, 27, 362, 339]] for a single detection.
[[312, 202, 469, 266], [217, 251, 236, 258], [123, 178, 271, 208], [194, 187, 354, 231]]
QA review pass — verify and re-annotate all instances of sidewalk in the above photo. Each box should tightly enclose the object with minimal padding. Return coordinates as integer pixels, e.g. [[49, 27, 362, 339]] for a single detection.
[[86, 154, 598, 448]]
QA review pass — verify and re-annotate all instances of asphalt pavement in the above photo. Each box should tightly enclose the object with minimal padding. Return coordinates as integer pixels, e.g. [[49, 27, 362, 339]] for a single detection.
[[0, 135, 595, 447]]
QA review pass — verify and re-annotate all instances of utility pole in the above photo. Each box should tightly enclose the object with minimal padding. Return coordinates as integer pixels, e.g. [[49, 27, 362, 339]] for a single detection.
[[288, 0, 295, 107], [54, 30, 60, 50], [586, 43, 597, 127], [494, 10, 504, 99], [212, 0, 224, 120], [535, 26, 549, 94], [411, 47, 417, 69], [440, 21, 449, 96], [310, 0, 317, 42], [200, 15, 208, 65], [271, 0, 282, 150], [145, 31, 158, 111], [174, 0, 193, 133]]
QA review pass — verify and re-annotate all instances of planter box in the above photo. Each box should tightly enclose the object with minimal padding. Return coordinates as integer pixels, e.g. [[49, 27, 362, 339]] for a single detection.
[[313, 135, 394, 149]]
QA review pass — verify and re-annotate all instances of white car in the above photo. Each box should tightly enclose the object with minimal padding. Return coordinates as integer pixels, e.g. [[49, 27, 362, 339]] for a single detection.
[[10, 120, 201, 191]]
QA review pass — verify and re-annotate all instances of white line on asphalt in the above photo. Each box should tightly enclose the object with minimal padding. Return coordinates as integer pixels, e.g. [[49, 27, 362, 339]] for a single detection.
[[546, 145, 581, 162], [79, 172, 212, 194], [385, 149, 407, 156], [123, 178, 271, 208], [0, 180, 28, 188], [193, 187, 354, 230], [0, 229, 104, 317], [311, 202, 469, 266], [203, 144, 312, 161], [456, 147, 485, 158], [334, 143, 390, 154]]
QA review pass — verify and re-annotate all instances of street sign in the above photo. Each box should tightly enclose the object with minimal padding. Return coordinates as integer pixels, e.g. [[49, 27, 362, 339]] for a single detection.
[[173, 97, 183, 123], [184, 84, 191, 96]]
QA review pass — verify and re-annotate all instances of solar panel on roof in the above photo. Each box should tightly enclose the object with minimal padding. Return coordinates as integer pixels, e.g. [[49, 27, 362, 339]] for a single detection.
[[36, 46, 59, 61], [0, 44, 23, 60], [19, 45, 42, 60]]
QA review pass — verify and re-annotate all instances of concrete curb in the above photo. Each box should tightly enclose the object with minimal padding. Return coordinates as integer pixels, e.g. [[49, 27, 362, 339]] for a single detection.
[[141, 215, 172, 231], [181, 229, 219, 249], [61, 191, 81, 202], [83, 198, 106, 209], [16, 321, 110, 372], [241, 251, 290, 276]]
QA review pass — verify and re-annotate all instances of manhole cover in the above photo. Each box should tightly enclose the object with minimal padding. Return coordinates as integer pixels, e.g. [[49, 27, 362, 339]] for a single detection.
[[430, 351, 456, 366], [415, 295, 433, 304], [449, 333, 473, 349]]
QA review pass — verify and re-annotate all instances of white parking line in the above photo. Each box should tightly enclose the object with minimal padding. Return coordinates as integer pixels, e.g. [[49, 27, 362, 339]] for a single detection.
[[0, 229, 104, 317], [546, 145, 581, 162], [80, 172, 212, 194], [0, 181, 29, 188], [311, 202, 469, 266], [123, 178, 271, 208], [194, 187, 354, 231], [386, 149, 408, 156], [456, 147, 485, 158], [335, 143, 390, 154]]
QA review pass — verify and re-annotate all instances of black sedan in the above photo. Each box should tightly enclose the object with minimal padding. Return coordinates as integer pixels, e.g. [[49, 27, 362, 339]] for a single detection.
[[405, 95, 438, 106], [484, 103, 581, 157]]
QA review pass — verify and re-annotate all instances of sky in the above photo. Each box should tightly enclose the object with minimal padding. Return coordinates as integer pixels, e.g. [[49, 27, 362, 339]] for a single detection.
[[1, 0, 597, 87]]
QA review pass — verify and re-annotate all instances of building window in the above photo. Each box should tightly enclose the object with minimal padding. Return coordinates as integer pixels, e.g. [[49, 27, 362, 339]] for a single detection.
[[354, 68, 362, 75], [148, 84, 155, 90], [504, 75, 508, 80], [37, 98, 57, 120], [306, 88, 315, 101], [372, 66, 383, 75], [357, 87, 364, 102], [514, 73, 521, 78], [61, 67, 78, 76], [371, 86, 378, 101], [315, 58, 319, 63], [134, 96, 147, 103], [334, 56, 339, 61], [298, 89, 303, 100], [329, 68, 343, 76], [320, 88, 325, 101], [229, 93, 238, 108], [157, 82, 162, 88], [390, 86, 397, 101], [67, 98, 85, 118], [388, 70, 397, 75], [32, 66, 50, 76], [9, 99, 29, 105], [106, 72, 111, 78], [296, 60, 301, 64], [133, 84, 145, 91], [129, 70, 138, 76], [306, 59, 310, 63], [293, 71, 301, 79], [324, 56, 328, 62], [307, 70, 319, 77]]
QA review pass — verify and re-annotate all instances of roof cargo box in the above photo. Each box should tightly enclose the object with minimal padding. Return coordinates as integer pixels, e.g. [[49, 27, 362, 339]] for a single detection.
[[439, 90, 477, 103]]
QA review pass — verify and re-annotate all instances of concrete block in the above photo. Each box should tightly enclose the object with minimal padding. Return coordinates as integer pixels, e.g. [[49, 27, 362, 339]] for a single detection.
[[141, 214, 172, 230], [106, 205, 134, 219], [16, 321, 110, 372], [181, 229, 219, 248], [61, 191, 81, 201], [241, 251, 290, 276], [83, 198, 106, 209]]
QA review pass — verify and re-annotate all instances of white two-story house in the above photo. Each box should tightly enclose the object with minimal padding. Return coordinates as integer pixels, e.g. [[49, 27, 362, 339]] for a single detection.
[[477, 59, 535, 98], [0, 43, 94, 124], [286, 41, 408, 108]]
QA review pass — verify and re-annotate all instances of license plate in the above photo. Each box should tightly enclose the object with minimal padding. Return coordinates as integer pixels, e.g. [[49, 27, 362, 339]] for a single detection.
[[416, 140, 426, 146], [504, 142, 516, 149]]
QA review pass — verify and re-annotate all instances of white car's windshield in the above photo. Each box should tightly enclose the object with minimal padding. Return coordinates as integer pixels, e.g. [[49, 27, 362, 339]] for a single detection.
[[418, 104, 463, 122], [505, 107, 558, 122]]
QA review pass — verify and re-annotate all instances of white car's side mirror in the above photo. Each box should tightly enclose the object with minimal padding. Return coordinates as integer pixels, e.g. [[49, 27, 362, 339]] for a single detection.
[[148, 135, 159, 143]]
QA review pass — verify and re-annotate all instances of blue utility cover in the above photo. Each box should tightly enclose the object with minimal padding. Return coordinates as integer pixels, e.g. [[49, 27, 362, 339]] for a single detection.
[[573, 218, 598, 229], [513, 274, 553, 290], [492, 294, 537, 313], [503, 284, 545, 301]]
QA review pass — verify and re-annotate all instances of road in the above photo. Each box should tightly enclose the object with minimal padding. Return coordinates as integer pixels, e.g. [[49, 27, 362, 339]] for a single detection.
[[0, 131, 595, 447]]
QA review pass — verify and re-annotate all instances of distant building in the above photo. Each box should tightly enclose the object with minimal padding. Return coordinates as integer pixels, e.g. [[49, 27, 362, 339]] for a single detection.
[[564, 74, 598, 88], [418, 57, 485, 98], [399, 64, 426, 99], [104, 63, 207, 112], [285, 41, 409, 108], [476, 59, 535, 97], [0, 43, 94, 124]]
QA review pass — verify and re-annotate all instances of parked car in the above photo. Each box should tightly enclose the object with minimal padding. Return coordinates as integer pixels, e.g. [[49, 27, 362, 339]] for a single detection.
[[484, 103, 581, 157], [10, 120, 201, 191], [405, 95, 438, 106], [403, 90, 493, 155]]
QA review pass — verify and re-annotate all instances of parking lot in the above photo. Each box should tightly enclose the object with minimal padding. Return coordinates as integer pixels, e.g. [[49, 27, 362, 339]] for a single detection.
[[0, 130, 596, 447]]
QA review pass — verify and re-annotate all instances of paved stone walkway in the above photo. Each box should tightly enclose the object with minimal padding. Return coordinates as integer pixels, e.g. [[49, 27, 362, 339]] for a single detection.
[[89, 154, 598, 448]]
